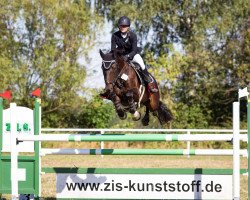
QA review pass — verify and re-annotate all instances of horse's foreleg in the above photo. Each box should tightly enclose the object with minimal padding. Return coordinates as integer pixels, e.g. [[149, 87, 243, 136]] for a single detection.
[[111, 92, 127, 120], [126, 90, 136, 114], [126, 90, 141, 121]]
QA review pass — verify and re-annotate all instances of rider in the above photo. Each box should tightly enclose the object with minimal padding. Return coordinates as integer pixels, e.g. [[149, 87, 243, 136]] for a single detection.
[[100, 16, 158, 98]]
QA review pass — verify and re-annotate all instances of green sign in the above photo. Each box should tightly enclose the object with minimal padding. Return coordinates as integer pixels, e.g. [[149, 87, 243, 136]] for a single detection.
[[5, 123, 31, 132]]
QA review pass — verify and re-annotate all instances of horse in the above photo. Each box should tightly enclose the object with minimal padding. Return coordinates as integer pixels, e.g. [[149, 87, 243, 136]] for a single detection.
[[99, 49, 172, 126]]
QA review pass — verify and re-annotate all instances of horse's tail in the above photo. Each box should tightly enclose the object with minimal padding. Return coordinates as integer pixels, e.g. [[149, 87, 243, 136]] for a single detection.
[[157, 101, 173, 125]]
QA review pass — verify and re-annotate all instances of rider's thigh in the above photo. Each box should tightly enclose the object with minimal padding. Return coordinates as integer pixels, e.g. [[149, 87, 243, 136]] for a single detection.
[[132, 54, 146, 70]]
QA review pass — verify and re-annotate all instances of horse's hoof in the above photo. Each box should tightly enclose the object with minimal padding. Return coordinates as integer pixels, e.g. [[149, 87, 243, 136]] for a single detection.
[[119, 112, 127, 120], [142, 117, 149, 126], [132, 111, 141, 121]]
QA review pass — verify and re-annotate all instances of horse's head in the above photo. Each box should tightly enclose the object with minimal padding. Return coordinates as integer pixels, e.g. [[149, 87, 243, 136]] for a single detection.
[[99, 49, 118, 85], [99, 48, 129, 88]]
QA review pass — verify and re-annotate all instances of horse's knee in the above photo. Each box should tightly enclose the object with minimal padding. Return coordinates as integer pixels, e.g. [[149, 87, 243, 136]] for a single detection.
[[108, 92, 115, 101], [126, 91, 133, 99]]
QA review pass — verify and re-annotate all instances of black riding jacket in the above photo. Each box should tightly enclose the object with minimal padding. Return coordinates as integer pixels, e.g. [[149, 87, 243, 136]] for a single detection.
[[111, 30, 140, 59]]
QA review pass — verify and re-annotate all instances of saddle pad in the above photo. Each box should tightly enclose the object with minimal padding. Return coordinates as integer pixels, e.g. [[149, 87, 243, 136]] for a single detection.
[[130, 62, 144, 85]]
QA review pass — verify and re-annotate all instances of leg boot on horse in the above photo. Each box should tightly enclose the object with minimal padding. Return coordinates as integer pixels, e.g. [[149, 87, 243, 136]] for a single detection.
[[126, 90, 141, 121], [100, 89, 110, 99], [111, 92, 127, 120]]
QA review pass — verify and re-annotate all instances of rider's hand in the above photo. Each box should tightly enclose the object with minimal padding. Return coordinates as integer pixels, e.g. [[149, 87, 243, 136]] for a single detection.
[[124, 54, 130, 62]]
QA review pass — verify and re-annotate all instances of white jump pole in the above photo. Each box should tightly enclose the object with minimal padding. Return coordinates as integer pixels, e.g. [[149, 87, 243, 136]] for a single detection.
[[17, 133, 247, 142], [40, 148, 247, 156], [101, 130, 104, 158], [41, 128, 248, 133], [10, 103, 18, 200], [233, 102, 240, 200]]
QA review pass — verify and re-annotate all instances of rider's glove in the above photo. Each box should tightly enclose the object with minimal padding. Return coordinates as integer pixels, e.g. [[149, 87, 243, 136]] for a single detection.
[[124, 54, 130, 62]]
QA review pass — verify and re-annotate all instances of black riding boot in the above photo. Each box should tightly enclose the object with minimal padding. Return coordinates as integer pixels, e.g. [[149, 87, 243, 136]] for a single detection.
[[141, 69, 158, 93]]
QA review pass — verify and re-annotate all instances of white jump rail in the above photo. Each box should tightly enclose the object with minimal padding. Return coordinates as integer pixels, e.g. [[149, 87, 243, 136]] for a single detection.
[[40, 129, 247, 156], [40, 148, 248, 156], [17, 133, 248, 142], [41, 128, 248, 132]]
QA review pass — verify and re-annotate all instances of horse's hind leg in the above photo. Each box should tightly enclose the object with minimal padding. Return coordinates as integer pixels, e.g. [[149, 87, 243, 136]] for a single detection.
[[142, 106, 150, 126], [126, 90, 136, 113]]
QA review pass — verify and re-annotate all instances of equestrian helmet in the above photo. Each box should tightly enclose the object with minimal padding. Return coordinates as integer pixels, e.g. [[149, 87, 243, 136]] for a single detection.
[[118, 16, 131, 27]]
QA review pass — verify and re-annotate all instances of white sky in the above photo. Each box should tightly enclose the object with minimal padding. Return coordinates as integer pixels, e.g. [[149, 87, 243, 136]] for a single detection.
[[81, 20, 113, 89]]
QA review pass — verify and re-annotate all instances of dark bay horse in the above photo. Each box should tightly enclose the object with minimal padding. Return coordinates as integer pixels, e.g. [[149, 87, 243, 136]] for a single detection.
[[99, 49, 172, 125]]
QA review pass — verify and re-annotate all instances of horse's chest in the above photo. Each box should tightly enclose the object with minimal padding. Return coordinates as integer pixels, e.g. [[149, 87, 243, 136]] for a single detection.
[[114, 85, 127, 96]]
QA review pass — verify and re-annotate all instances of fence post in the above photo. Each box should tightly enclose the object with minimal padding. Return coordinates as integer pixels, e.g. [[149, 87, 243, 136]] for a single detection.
[[10, 103, 18, 200], [247, 97, 250, 199], [233, 102, 240, 200], [0, 98, 2, 157], [101, 130, 104, 158], [34, 99, 41, 198], [187, 130, 191, 157]]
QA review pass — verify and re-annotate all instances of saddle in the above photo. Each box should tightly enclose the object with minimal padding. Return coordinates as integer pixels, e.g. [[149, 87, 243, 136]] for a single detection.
[[129, 62, 155, 84], [130, 62, 144, 85]]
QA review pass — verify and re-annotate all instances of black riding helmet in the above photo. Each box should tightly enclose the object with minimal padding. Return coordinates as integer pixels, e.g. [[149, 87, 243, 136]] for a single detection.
[[118, 16, 131, 27]]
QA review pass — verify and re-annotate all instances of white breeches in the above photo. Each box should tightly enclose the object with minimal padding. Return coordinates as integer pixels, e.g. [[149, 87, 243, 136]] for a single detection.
[[132, 54, 146, 70]]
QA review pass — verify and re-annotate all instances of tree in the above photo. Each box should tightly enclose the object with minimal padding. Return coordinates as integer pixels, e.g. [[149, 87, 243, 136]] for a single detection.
[[95, 0, 249, 127], [0, 0, 104, 127]]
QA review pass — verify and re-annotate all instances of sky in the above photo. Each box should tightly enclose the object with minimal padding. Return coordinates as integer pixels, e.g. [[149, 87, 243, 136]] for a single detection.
[[81, 20, 113, 89]]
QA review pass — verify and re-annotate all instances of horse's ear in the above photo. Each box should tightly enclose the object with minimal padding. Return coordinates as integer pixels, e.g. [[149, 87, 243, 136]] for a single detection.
[[99, 49, 105, 59]]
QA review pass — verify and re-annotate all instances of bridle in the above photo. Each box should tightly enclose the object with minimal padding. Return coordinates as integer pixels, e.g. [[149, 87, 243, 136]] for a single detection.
[[102, 60, 116, 70], [101, 58, 127, 86]]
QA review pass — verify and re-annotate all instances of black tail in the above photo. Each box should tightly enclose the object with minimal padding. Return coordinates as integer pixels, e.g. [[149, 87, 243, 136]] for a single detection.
[[157, 101, 173, 125]]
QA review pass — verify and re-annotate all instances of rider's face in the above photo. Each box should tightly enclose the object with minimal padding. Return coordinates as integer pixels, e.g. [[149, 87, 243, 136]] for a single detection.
[[119, 25, 129, 33]]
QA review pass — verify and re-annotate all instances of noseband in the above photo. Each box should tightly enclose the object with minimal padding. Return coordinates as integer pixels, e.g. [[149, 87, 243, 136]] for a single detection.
[[102, 60, 116, 70], [102, 59, 127, 86]]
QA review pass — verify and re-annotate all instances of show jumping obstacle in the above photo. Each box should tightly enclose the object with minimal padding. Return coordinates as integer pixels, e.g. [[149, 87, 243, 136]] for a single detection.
[[0, 88, 249, 200]]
